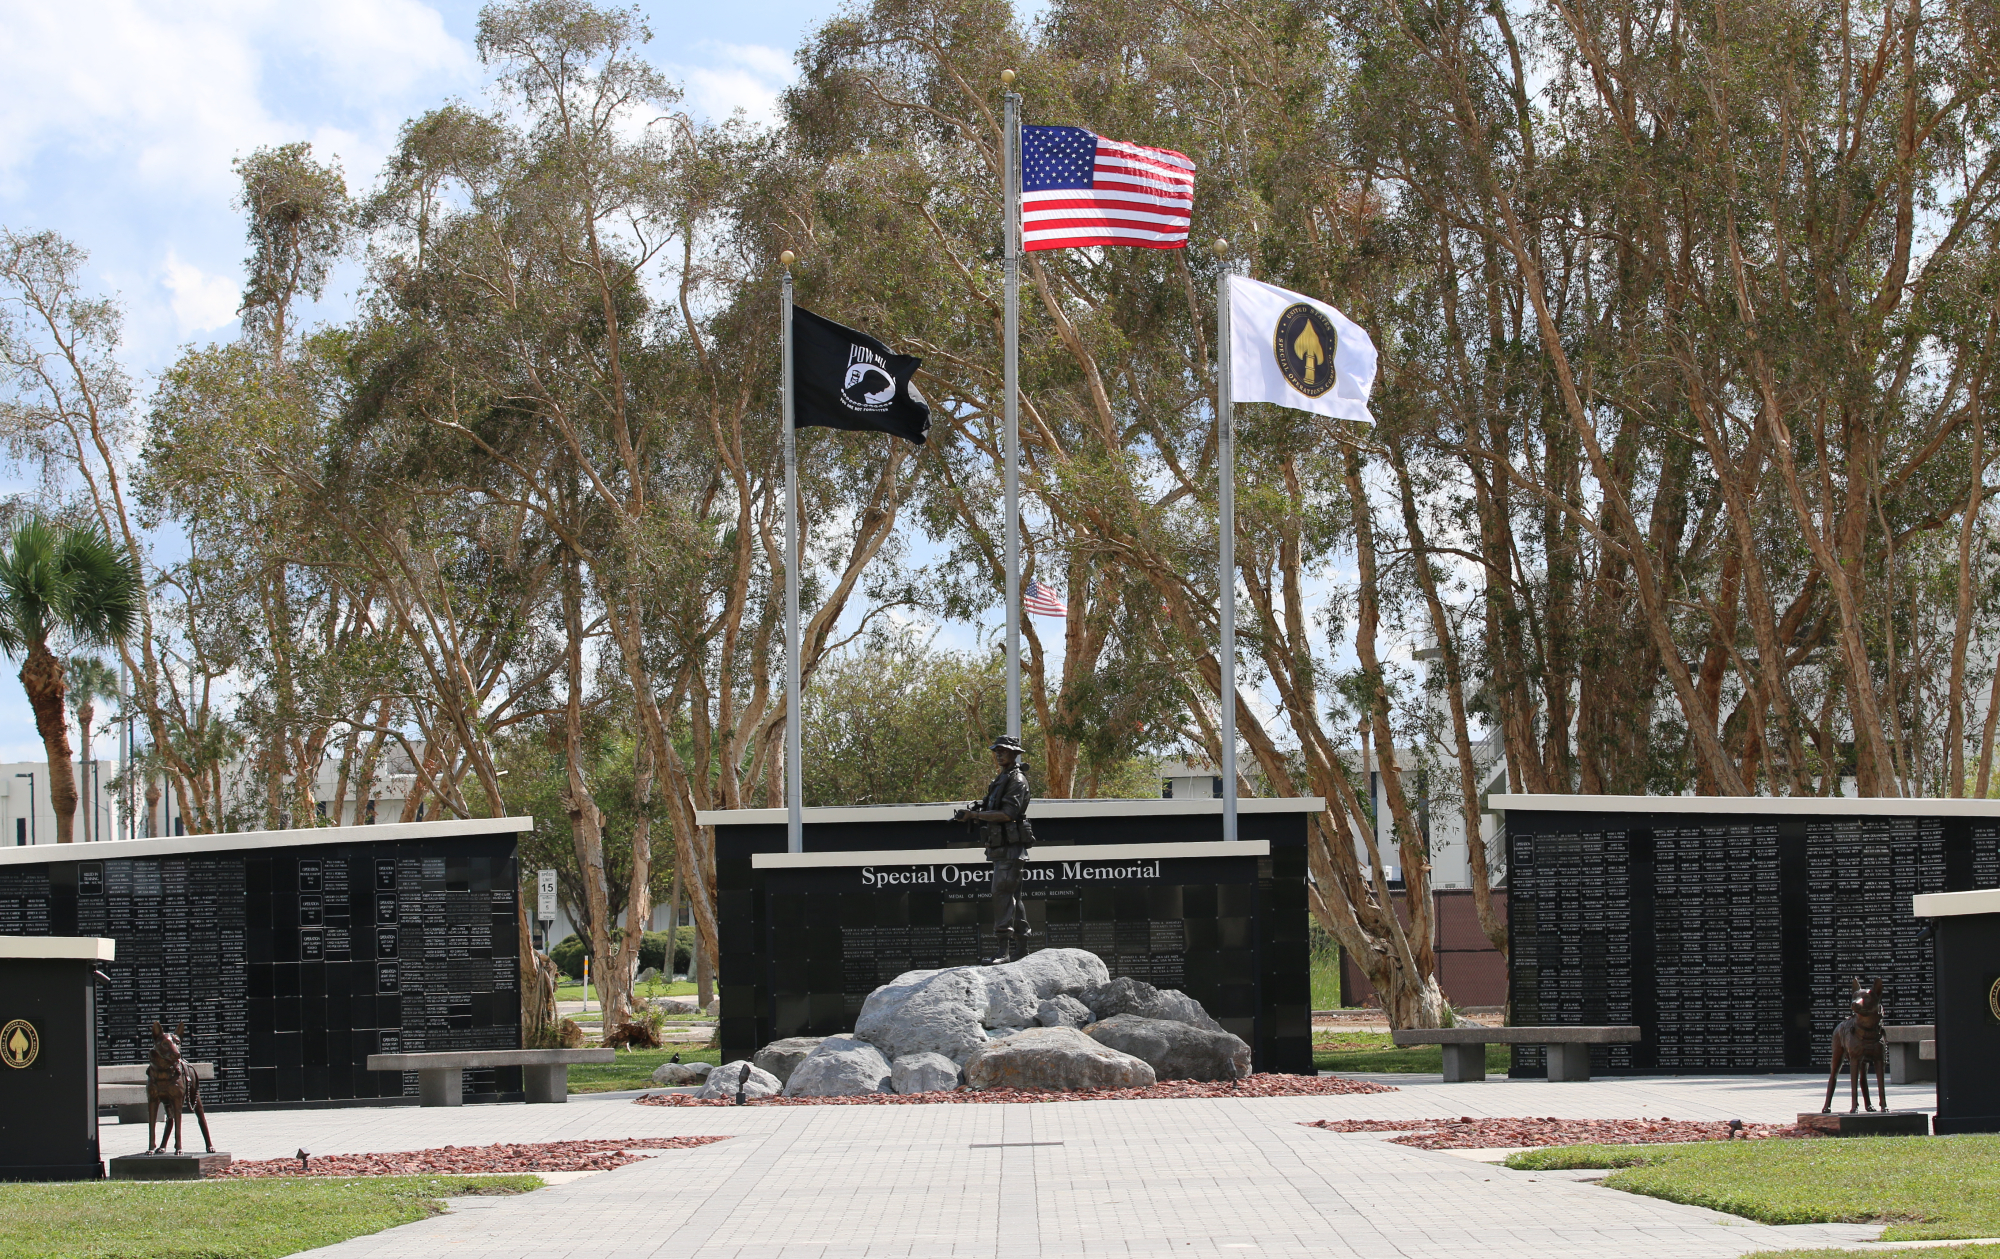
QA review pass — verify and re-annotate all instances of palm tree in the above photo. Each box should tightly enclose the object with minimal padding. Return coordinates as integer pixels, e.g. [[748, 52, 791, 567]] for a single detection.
[[0, 518, 140, 843], [66, 656, 119, 843]]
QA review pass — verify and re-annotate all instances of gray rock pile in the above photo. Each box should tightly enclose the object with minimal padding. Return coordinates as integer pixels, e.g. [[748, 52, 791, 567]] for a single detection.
[[889, 1052, 961, 1094], [964, 1026, 1155, 1090], [1082, 976, 1226, 1032], [785, 1036, 893, 1097], [695, 1060, 782, 1100], [854, 948, 1112, 1063], [648, 1059, 715, 1086], [1083, 1013, 1250, 1081], [753, 1036, 824, 1086], [744, 952, 1249, 1098]]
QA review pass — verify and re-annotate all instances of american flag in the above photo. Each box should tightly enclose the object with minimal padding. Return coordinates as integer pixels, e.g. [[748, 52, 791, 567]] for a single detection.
[[1021, 125, 1195, 252], [1023, 578, 1067, 617]]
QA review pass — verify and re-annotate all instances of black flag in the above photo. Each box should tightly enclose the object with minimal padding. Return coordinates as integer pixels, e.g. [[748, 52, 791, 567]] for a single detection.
[[791, 306, 931, 445]]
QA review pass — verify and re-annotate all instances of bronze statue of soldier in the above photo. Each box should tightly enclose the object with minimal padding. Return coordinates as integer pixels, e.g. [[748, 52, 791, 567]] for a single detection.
[[954, 736, 1035, 965]]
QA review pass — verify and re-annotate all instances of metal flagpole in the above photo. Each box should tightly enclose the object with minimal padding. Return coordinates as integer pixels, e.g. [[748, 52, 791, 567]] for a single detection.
[[1002, 70, 1022, 742], [1213, 239, 1237, 842], [782, 250, 803, 854]]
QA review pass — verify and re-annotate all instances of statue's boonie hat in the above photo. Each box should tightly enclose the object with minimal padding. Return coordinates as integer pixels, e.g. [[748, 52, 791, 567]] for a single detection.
[[990, 736, 1025, 754]]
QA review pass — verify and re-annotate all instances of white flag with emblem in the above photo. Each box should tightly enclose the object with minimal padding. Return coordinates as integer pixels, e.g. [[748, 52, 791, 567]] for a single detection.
[[1228, 275, 1377, 423]]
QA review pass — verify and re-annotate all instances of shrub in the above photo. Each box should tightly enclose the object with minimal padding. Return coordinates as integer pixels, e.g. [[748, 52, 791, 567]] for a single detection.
[[549, 927, 692, 980]]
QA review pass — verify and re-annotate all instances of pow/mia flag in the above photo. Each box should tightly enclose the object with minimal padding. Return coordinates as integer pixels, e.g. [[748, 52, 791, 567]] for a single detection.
[[1227, 275, 1377, 423], [792, 306, 931, 445]]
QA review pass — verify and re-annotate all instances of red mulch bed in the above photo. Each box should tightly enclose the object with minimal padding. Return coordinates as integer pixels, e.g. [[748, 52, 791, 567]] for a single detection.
[[217, 1136, 732, 1178], [1302, 1116, 1811, 1148], [634, 1074, 1397, 1106]]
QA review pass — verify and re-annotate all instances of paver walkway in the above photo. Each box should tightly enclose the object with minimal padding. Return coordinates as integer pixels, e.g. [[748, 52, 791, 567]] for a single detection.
[[102, 1074, 1928, 1259]]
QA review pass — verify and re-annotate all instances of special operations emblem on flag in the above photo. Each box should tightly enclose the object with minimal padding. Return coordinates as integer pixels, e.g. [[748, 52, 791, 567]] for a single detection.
[[1273, 303, 1338, 398], [1227, 275, 1378, 424]]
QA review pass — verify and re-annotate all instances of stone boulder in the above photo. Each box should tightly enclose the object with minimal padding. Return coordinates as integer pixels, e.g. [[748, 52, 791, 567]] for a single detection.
[[1082, 976, 1225, 1033], [695, 1060, 782, 1100], [1035, 994, 1093, 1029], [648, 1059, 716, 1086], [649, 1061, 703, 1086], [890, 1052, 961, 1094], [1084, 1014, 1251, 1081], [962, 1026, 1155, 1092], [854, 948, 1111, 1064], [784, 1036, 893, 1097], [753, 1036, 825, 1086]]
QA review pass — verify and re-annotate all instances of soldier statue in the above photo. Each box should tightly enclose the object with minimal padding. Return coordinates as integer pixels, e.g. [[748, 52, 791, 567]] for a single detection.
[[953, 736, 1035, 964]]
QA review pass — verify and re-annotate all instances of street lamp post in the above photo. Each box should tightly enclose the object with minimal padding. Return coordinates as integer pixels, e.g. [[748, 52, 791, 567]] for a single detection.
[[14, 772, 35, 846]]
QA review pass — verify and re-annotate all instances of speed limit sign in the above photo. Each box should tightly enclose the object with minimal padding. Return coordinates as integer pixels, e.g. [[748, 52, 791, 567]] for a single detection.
[[537, 869, 557, 920]]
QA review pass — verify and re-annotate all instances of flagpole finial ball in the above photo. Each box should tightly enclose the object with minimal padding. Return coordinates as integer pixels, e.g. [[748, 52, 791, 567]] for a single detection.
[[780, 250, 795, 268], [1211, 238, 1230, 258], [1001, 68, 1016, 85]]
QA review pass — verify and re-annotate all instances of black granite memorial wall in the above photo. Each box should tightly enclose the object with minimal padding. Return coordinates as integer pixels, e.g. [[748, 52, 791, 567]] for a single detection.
[[1502, 800, 2000, 1075], [0, 821, 526, 1106], [708, 801, 1316, 1074]]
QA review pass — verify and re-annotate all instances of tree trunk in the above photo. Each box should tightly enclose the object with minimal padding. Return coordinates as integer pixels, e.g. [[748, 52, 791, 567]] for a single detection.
[[77, 698, 95, 843], [21, 643, 77, 843], [516, 887, 556, 1045]]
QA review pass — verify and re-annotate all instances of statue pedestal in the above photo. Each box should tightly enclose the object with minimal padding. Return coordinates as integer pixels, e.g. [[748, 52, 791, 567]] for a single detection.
[[1796, 1110, 1930, 1137], [108, 1152, 232, 1180]]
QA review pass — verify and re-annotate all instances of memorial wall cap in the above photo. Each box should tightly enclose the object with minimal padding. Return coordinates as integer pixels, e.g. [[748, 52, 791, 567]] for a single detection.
[[0, 936, 115, 961], [1913, 888, 2000, 918], [698, 797, 1326, 827], [0, 815, 535, 868], [1490, 792, 2000, 818]]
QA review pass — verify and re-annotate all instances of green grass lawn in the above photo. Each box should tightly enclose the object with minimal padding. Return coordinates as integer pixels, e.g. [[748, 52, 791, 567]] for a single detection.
[[1309, 935, 1340, 1009], [0, 1175, 538, 1259], [1313, 1030, 1512, 1074], [554, 979, 697, 1002], [569, 1045, 722, 1092], [1761, 1248, 2000, 1258], [1506, 1134, 2000, 1244]]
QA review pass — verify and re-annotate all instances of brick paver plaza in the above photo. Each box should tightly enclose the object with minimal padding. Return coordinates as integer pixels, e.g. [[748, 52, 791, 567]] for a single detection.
[[95, 1073, 1941, 1258]]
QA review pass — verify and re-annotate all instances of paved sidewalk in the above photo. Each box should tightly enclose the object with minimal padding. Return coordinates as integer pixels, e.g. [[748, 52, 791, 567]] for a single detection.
[[103, 1075, 1928, 1259]]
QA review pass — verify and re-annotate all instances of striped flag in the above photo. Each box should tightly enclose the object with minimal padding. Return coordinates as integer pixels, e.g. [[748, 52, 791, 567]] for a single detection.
[[1020, 125, 1194, 252], [1023, 578, 1067, 617]]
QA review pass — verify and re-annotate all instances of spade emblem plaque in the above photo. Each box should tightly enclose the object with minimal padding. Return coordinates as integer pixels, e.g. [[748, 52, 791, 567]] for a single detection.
[[0, 1019, 39, 1069]]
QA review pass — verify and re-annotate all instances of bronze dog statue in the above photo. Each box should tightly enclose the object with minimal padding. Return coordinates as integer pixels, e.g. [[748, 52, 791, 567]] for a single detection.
[[146, 1022, 215, 1154], [1821, 977, 1888, 1114]]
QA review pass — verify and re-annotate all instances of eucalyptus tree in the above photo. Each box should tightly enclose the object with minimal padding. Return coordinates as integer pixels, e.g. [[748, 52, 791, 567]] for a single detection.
[[349, 0, 922, 1020], [1339, 0, 2000, 800]]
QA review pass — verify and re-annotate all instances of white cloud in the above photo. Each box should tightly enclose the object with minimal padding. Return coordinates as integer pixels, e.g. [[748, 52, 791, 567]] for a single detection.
[[0, 1, 474, 201], [161, 249, 240, 336], [0, 0, 478, 373], [666, 42, 795, 125]]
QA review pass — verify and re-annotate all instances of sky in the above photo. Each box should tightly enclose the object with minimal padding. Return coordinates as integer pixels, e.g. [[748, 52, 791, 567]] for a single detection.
[[0, 0, 836, 762]]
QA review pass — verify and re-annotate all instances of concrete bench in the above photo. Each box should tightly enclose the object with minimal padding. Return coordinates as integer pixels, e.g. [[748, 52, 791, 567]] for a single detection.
[[98, 1062, 216, 1123], [1391, 1026, 1641, 1082], [1920, 1038, 1936, 1062], [1885, 1025, 1936, 1084], [366, 1049, 615, 1105]]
